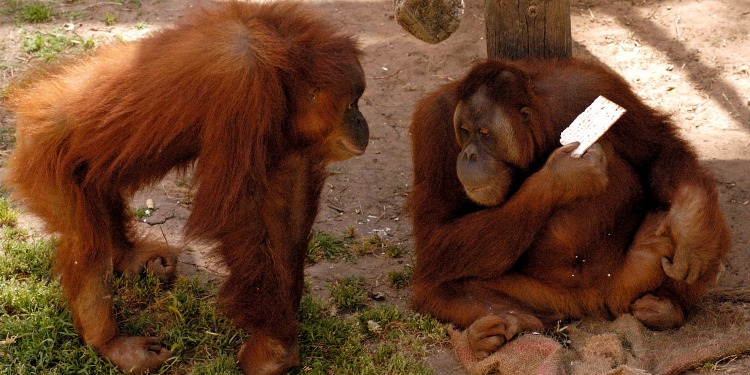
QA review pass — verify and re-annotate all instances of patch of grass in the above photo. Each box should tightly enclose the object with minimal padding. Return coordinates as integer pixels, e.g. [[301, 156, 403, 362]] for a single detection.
[[0, 60, 12, 73], [0, 0, 17, 15], [358, 305, 447, 342], [134, 21, 148, 30], [0, 196, 18, 227], [121, 276, 247, 369], [0, 201, 54, 280], [22, 30, 94, 61], [132, 205, 157, 221], [354, 235, 408, 258], [387, 266, 413, 289], [0, 200, 446, 373], [191, 356, 243, 374], [102, 11, 116, 25], [329, 276, 368, 313], [362, 305, 449, 371], [295, 297, 446, 374], [343, 226, 356, 239], [17, 1, 55, 23], [0, 237, 55, 281], [0, 195, 247, 373], [0, 237, 247, 373], [384, 243, 408, 258], [0, 125, 16, 151], [306, 231, 352, 263], [295, 296, 365, 372], [62, 10, 86, 21], [1, 226, 28, 243], [0, 277, 63, 315]]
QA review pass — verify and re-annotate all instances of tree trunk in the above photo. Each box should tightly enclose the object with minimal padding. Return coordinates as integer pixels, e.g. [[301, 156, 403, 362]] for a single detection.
[[485, 0, 572, 60]]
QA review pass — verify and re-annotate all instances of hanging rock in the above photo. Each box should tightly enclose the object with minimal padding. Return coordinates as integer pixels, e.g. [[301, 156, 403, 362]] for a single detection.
[[395, 0, 464, 44]]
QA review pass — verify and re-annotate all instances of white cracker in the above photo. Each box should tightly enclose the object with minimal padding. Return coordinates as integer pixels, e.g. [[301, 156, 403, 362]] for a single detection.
[[560, 95, 626, 158]]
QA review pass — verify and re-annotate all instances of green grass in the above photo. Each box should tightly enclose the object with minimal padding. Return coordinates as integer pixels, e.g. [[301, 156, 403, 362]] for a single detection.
[[354, 234, 409, 258], [0, 126, 16, 152], [2, 1, 57, 23], [18, 1, 54, 22], [103, 11, 116, 25], [293, 297, 446, 374], [0, 230, 245, 373], [22, 30, 95, 62], [62, 10, 86, 21], [0, 199, 448, 374], [132, 205, 157, 221], [329, 276, 368, 313], [387, 266, 413, 289], [307, 230, 353, 263], [0, 196, 18, 227]]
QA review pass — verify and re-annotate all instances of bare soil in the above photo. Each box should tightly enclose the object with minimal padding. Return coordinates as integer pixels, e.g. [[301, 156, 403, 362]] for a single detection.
[[1, 0, 749, 373]]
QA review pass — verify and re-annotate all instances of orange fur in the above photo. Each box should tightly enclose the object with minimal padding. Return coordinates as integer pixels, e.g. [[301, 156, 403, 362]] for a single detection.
[[5, 2, 366, 374], [407, 59, 731, 358]]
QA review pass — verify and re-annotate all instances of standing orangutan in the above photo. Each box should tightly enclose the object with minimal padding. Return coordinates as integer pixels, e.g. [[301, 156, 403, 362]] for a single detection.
[[4, 2, 368, 374], [407, 58, 731, 359]]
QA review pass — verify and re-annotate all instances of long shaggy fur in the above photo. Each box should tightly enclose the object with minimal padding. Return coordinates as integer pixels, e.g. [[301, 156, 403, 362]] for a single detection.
[[407, 58, 730, 357], [5, 2, 365, 373]]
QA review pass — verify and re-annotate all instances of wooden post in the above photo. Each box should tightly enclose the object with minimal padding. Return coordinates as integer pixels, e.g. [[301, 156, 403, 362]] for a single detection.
[[485, 0, 572, 60]]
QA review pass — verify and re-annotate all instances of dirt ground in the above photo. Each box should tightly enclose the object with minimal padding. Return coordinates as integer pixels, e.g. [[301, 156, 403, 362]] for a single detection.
[[1, 0, 749, 373]]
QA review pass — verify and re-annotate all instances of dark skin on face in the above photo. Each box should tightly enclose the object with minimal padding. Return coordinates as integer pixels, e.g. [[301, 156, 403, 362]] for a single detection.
[[454, 87, 528, 206], [454, 87, 606, 207], [324, 63, 369, 161]]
